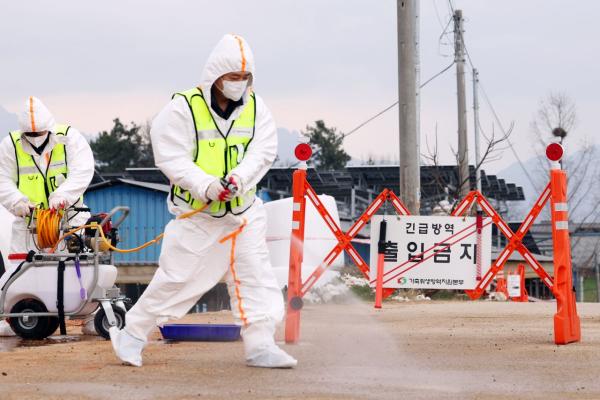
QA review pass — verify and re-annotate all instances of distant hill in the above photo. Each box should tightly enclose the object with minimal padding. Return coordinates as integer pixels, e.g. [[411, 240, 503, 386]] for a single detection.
[[0, 106, 17, 138], [274, 128, 302, 167], [498, 144, 600, 222]]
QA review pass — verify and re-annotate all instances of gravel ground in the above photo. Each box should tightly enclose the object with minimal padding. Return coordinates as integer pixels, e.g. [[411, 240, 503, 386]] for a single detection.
[[0, 300, 598, 400]]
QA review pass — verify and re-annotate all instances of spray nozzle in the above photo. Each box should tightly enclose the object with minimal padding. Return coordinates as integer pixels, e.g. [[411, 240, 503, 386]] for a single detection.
[[221, 178, 239, 197]]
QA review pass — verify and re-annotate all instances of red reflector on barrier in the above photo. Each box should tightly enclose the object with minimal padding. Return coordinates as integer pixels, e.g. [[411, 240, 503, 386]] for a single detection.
[[8, 253, 27, 260], [546, 142, 564, 162], [294, 143, 312, 161]]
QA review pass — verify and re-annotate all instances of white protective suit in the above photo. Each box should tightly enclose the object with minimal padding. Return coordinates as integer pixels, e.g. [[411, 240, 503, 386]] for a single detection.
[[0, 97, 95, 335], [0, 97, 94, 253], [112, 34, 295, 368]]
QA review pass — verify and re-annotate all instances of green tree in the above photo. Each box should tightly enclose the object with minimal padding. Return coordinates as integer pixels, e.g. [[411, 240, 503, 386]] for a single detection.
[[90, 118, 154, 172], [303, 120, 350, 170]]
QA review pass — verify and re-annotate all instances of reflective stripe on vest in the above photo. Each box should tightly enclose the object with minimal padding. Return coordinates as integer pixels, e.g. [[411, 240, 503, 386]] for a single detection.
[[170, 87, 257, 217], [9, 125, 73, 209]]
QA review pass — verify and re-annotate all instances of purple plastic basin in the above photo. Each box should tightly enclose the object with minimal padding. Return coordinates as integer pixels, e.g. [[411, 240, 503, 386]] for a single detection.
[[159, 324, 241, 342]]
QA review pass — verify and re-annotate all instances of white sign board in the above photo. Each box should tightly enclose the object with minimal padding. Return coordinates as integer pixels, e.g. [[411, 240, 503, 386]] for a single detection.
[[369, 215, 492, 290], [507, 274, 521, 298]]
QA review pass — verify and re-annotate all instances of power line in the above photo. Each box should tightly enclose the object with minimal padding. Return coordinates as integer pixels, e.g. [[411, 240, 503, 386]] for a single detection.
[[343, 102, 398, 138], [420, 61, 455, 89], [447, 0, 539, 192], [478, 81, 541, 192], [343, 62, 456, 138], [432, 0, 448, 30]]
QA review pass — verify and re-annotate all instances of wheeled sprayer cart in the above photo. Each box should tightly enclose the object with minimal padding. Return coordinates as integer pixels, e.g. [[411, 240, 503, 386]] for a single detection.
[[0, 206, 131, 340]]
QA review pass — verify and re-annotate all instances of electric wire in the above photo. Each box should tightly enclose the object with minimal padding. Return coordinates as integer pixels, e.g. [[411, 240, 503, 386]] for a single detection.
[[446, 0, 541, 191], [343, 61, 455, 139], [478, 82, 541, 192], [420, 61, 455, 89]]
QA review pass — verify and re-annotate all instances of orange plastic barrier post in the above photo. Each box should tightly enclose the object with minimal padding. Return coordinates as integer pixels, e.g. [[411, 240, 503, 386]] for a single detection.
[[285, 168, 307, 344], [284, 167, 410, 342], [549, 159, 581, 344], [495, 266, 508, 298], [374, 219, 387, 309]]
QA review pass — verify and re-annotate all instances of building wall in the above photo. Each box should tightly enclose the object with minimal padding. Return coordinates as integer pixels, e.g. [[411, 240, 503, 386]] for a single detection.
[[85, 184, 171, 264]]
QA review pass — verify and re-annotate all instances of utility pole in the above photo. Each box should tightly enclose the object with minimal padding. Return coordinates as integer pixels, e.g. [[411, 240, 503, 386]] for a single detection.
[[472, 68, 481, 192], [595, 251, 600, 302], [397, 0, 420, 214], [454, 9, 469, 199], [415, 0, 421, 170]]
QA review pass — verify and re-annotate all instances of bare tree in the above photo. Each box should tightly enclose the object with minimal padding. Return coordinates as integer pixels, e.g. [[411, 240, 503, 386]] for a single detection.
[[529, 92, 600, 287], [529, 92, 599, 219], [530, 92, 578, 173], [422, 121, 514, 207], [531, 92, 577, 145]]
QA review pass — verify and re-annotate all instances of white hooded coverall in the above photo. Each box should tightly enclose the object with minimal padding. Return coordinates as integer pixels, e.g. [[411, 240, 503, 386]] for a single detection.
[[0, 97, 94, 255], [123, 34, 286, 363], [0, 97, 95, 335]]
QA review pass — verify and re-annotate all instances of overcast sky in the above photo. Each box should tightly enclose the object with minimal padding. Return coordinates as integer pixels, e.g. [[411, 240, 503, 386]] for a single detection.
[[1, 0, 598, 173]]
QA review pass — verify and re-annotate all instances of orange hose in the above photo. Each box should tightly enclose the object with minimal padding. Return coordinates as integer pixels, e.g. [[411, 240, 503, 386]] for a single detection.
[[44, 204, 209, 253], [36, 209, 64, 249]]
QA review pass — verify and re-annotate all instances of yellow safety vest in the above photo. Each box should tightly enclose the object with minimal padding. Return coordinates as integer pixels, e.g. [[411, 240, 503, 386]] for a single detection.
[[170, 87, 257, 217], [9, 125, 74, 209]]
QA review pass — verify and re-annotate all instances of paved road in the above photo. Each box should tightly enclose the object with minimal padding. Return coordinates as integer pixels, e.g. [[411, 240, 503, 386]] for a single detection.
[[0, 300, 598, 400]]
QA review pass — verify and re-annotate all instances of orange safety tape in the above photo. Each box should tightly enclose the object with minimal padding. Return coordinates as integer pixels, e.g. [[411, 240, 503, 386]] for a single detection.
[[29, 96, 37, 132], [219, 219, 248, 326], [233, 35, 246, 72]]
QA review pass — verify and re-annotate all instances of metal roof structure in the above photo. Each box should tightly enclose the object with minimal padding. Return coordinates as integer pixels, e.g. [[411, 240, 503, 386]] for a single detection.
[[92, 165, 524, 218], [89, 177, 169, 193], [260, 165, 524, 217], [261, 165, 523, 199]]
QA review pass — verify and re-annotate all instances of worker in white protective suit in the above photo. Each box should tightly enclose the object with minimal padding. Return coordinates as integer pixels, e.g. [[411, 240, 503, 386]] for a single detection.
[[110, 34, 297, 368], [0, 97, 96, 336]]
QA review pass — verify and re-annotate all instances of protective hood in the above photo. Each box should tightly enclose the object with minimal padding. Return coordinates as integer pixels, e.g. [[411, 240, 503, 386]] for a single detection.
[[17, 96, 56, 133], [199, 34, 255, 121]]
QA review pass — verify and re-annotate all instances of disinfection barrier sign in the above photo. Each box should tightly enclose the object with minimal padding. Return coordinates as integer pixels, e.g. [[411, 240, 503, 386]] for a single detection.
[[369, 215, 492, 290]]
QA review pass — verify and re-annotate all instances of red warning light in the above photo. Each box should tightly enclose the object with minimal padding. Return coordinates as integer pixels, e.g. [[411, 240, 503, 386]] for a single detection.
[[294, 143, 312, 161], [546, 142, 564, 162]]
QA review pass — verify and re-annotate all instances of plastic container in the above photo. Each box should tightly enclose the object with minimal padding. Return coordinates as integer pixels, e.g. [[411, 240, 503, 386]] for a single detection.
[[159, 324, 241, 342], [0, 258, 117, 315], [264, 195, 343, 288]]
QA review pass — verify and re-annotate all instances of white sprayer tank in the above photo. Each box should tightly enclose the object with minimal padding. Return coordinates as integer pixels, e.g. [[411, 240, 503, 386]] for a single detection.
[[0, 206, 14, 268]]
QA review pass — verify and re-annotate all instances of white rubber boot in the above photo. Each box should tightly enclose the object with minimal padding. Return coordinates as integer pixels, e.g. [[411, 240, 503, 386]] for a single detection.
[[246, 343, 298, 369], [109, 327, 145, 367], [0, 320, 15, 337], [242, 321, 297, 369]]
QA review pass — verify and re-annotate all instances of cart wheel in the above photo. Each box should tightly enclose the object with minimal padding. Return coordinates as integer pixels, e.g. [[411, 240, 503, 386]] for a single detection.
[[8, 299, 54, 340], [94, 304, 126, 340], [116, 298, 133, 312], [45, 317, 60, 337]]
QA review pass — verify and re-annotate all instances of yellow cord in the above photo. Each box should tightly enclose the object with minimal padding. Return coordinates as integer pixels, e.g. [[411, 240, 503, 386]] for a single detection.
[[43, 204, 209, 254]]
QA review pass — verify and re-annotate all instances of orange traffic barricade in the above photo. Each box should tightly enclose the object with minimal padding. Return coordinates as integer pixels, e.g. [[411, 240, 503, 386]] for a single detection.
[[285, 142, 580, 346]]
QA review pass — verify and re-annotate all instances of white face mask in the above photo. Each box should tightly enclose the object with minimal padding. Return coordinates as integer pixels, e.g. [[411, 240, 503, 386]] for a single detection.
[[25, 133, 49, 147], [220, 79, 248, 101]]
